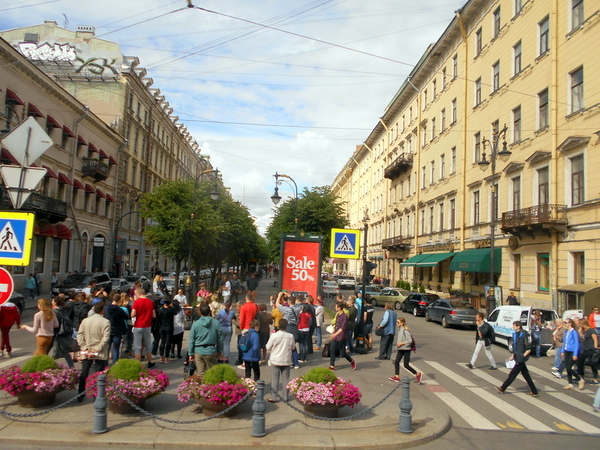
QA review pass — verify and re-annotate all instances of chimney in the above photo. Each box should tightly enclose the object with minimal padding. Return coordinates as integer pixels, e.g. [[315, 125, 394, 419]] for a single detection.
[[76, 25, 95, 38]]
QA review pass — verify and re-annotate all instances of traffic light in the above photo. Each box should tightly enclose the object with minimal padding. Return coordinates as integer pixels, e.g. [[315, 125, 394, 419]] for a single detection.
[[363, 261, 377, 282]]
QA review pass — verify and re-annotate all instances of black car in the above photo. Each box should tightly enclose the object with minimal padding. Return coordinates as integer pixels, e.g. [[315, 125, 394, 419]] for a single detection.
[[55, 272, 112, 297], [401, 293, 441, 317]]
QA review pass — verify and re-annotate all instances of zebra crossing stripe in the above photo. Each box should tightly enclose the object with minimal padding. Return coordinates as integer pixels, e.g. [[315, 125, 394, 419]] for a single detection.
[[0, 350, 26, 369], [547, 392, 600, 416], [517, 393, 600, 434], [427, 361, 477, 387], [433, 390, 500, 430]]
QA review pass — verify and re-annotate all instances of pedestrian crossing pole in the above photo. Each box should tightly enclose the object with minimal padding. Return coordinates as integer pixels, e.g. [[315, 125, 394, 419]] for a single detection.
[[398, 376, 413, 434]]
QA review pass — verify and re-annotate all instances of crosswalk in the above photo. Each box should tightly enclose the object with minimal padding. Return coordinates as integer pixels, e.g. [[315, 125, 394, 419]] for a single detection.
[[0, 349, 28, 370], [410, 360, 600, 435]]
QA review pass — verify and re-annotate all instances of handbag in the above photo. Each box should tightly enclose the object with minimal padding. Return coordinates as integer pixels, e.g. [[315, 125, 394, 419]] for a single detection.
[[505, 359, 516, 369], [326, 325, 335, 334], [322, 342, 331, 358], [375, 327, 384, 336], [546, 347, 556, 357]]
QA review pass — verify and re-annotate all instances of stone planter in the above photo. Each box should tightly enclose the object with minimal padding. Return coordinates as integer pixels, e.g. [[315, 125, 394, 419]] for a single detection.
[[16, 390, 58, 408], [195, 397, 239, 417], [108, 397, 146, 414], [300, 401, 342, 418]]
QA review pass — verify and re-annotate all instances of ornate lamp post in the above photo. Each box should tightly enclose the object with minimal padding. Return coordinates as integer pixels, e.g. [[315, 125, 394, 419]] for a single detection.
[[478, 124, 511, 314], [271, 172, 299, 235]]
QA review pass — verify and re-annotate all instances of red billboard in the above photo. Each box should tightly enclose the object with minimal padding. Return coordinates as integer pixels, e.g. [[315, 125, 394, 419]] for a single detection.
[[280, 236, 322, 299]]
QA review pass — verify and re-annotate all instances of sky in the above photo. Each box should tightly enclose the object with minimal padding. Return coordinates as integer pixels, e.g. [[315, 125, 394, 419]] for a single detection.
[[0, 0, 467, 235]]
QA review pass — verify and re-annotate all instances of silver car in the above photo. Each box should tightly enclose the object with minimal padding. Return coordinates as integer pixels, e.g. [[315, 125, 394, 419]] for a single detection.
[[425, 298, 478, 328]]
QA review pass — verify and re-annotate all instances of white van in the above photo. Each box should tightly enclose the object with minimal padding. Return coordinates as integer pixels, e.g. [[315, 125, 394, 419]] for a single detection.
[[487, 306, 558, 352]]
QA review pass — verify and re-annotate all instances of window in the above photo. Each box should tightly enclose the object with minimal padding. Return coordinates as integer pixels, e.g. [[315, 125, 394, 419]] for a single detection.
[[452, 54, 458, 78], [450, 199, 456, 230], [450, 147, 456, 174], [512, 254, 521, 289], [420, 208, 426, 235], [442, 68, 447, 88], [439, 202, 445, 231], [539, 16, 550, 55], [475, 78, 482, 106], [538, 166, 549, 205], [571, 67, 584, 112], [537, 253, 550, 291], [432, 79, 437, 98], [513, 41, 522, 75], [429, 207, 435, 234], [441, 108, 446, 131], [440, 154, 446, 179], [430, 161, 435, 184], [492, 61, 500, 92], [515, 0, 523, 15], [34, 236, 45, 273], [422, 123, 427, 146], [421, 166, 426, 188], [51, 238, 61, 273], [473, 191, 480, 225], [431, 117, 436, 139], [474, 132, 482, 162], [572, 0, 584, 30], [475, 28, 483, 56], [451, 98, 457, 123], [493, 7, 501, 37], [512, 176, 521, 211], [573, 252, 585, 284], [571, 154, 584, 205], [423, 89, 428, 107], [513, 106, 521, 142], [538, 89, 549, 129]]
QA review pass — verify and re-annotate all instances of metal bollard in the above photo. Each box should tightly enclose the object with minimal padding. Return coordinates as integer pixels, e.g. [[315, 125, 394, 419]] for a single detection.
[[398, 376, 413, 434], [251, 379, 267, 437], [92, 373, 108, 434]]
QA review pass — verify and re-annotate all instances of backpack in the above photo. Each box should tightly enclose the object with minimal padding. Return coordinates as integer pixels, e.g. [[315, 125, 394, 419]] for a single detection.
[[488, 325, 496, 344], [56, 310, 74, 338], [410, 335, 417, 353], [238, 331, 250, 353]]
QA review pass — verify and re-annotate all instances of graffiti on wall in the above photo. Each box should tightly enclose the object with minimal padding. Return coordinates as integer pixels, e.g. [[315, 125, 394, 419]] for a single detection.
[[75, 57, 118, 75]]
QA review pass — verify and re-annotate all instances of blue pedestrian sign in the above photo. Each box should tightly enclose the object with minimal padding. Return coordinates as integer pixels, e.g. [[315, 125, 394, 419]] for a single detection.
[[330, 228, 360, 259], [0, 212, 35, 266]]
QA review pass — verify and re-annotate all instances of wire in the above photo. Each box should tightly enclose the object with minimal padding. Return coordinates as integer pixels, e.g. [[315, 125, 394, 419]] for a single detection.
[[96, 6, 188, 38], [0, 0, 59, 13]]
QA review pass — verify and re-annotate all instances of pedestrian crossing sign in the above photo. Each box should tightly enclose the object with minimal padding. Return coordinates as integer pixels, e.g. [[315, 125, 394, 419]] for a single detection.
[[0, 212, 35, 266], [330, 228, 360, 259]]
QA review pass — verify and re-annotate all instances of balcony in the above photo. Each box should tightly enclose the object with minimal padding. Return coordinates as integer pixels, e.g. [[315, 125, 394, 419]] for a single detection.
[[0, 190, 67, 222], [82, 157, 109, 181], [501, 204, 567, 238], [382, 235, 411, 250], [384, 152, 413, 180]]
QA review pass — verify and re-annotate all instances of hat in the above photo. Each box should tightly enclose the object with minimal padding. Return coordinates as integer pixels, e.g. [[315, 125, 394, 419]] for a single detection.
[[282, 290, 288, 293], [91, 297, 103, 305]]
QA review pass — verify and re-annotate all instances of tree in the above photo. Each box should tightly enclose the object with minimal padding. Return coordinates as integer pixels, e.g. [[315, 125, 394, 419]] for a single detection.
[[266, 186, 348, 261]]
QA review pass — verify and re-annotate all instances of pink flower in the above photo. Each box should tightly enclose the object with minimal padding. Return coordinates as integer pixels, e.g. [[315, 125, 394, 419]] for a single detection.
[[286, 377, 361, 407], [0, 365, 80, 395]]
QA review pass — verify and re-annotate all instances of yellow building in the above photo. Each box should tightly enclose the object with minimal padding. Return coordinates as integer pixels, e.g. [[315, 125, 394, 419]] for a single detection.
[[0, 21, 214, 277], [332, 0, 600, 313]]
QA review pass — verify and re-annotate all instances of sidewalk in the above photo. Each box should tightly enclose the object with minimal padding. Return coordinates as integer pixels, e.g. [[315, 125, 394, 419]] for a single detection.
[[0, 280, 451, 449]]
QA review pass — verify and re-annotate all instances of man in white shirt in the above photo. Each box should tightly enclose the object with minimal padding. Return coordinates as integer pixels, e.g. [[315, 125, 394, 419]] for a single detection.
[[265, 318, 296, 403], [173, 288, 189, 306]]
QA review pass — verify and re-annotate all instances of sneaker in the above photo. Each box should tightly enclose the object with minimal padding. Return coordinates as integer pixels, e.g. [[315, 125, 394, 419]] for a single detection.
[[488, 366, 498, 371], [328, 366, 336, 371], [527, 392, 539, 397], [495, 386, 505, 394], [579, 379, 586, 390], [389, 375, 400, 382], [237, 364, 245, 369], [294, 365, 300, 369], [147, 362, 156, 369], [563, 384, 574, 390], [551, 367, 559, 371], [551, 371, 562, 379], [465, 363, 474, 369], [350, 359, 356, 371], [591, 380, 599, 385], [416, 372, 423, 384]]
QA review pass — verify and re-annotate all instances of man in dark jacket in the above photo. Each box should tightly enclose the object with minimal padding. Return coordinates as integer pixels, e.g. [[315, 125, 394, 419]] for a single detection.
[[496, 321, 538, 396], [105, 296, 129, 363], [465, 312, 497, 370]]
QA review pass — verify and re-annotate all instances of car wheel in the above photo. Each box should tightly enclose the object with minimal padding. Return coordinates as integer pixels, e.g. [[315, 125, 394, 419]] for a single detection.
[[394, 301, 402, 310], [442, 316, 449, 328], [507, 338, 514, 353], [425, 312, 431, 322], [413, 307, 419, 317]]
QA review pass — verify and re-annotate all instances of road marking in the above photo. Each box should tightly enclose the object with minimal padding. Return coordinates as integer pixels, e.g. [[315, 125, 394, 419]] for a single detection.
[[427, 360, 476, 387], [518, 393, 600, 434], [548, 392, 598, 413], [0, 350, 26, 369], [459, 362, 505, 386], [555, 423, 576, 432], [432, 390, 500, 430], [468, 387, 555, 432]]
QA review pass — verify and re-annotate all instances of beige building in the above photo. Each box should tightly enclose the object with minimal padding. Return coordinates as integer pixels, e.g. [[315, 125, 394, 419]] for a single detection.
[[332, 0, 600, 313], [0, 21, 214, 280]]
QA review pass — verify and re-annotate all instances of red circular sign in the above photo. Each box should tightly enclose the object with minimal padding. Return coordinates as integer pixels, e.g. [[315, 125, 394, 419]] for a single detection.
[[0, 267, 15, 306]]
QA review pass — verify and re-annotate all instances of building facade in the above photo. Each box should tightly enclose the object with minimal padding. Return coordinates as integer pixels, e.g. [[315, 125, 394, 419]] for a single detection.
[[332, 0, 600, 312]]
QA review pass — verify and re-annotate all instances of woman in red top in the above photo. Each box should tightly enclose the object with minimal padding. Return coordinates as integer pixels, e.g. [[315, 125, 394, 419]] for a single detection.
[[298, 304, 312, 362], [0, 300, 21, 357]]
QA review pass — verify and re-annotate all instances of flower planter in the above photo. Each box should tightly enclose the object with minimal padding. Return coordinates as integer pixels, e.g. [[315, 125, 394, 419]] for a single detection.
[[16, 390, 58, 408], [300, 401, 342, 418], [195, 396, 239, 417], [108, 397, 146, 415]]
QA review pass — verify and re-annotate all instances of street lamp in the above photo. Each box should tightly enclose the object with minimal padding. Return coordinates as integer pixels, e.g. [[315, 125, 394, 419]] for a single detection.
[[112, 210, 141, 277], [478, 124, 511, 314], [271, 172, 299, 234]]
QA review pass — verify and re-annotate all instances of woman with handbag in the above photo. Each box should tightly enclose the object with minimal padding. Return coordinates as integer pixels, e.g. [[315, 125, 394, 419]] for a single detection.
[[495, 321, 538, 396], [576, 319, 599, 387]]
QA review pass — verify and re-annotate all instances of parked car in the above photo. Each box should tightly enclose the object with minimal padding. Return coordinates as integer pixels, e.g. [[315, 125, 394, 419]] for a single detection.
[[55, 272, 112, 297], [370, 288, 409, 309], [124, 275, 151, 294], [337, 276, 357, 290], [355, 285, 382, 297], [9, 291, 24, 313], [110, 278, 132, 295], [321, 280, 340, 297], [425, 298, 479, 328], [401, 293, 441, 316]]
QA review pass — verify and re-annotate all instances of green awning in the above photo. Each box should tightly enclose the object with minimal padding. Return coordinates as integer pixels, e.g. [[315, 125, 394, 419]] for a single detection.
[[416, 252, 456, 267], [449, 248, 501, 273], [400, 253, 432, 266]]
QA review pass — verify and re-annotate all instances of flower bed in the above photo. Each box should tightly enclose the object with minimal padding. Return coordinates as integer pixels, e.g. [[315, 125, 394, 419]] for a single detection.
[[177, 364, 254, 406], [0, 356, 79, 396], [287, 367, 361, 407]]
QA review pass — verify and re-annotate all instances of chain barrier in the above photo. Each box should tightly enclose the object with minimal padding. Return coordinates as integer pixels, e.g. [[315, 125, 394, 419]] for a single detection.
[[110, 385, 256, 424], [266, 381, 402, 421], [0, 388, 91, 418]]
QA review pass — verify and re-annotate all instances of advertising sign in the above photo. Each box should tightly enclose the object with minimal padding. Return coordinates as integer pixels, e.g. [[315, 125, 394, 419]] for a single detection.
[[280, 235, 322, 299]]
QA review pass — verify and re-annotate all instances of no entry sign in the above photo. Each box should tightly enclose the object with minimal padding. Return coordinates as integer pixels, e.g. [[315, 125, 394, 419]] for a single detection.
[[0, 267, 15, 306]]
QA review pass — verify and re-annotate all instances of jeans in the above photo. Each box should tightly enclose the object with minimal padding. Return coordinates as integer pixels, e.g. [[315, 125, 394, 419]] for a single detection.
[[329, 339, 352, 368], [158, 329, 172, 358], [299, 330, 310, 361], [315, 326, 322, 348], [531, 330, 541, 358], [345, 328, 355, 353], [594, 386, 600, 410], [501, 361, 537, 395], [110, 335, 122, 363], [470, 340, 497, 367], [220, 328, 232, 359], [564, 350, 580, 384], [553, 346, 564, 370], [379, 334, 395, 359]]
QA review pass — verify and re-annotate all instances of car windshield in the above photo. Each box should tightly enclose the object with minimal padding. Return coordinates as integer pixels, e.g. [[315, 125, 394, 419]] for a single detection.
[[449, 299, 472, 308]]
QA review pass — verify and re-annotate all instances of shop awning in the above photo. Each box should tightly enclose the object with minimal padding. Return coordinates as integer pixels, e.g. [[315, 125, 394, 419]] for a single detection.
[[108, 155, 118, 165], [88, 142, 98, 153], [42, 165, 58, 179], [73, 179, 85, 190], [416, 252, 457, 267], [77, 135, 87, 146], [98, 149, 109, 159], [36, 221, 57, 238], [84, 183, 96, 194], [96, 188, 106, 199], [400, 254, 432, 267], [62, 125, 75, 138], [105, 193, 116, 203], [46, 115, 61, 128], [6, 89, 24, 105], [1, 148, 20, 165], [58, 172, 73, 185], [449, 248, 501, 273], [557, 284, 600, 294], [55, 223, 72, 240], [27, 102, 44, 118]]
